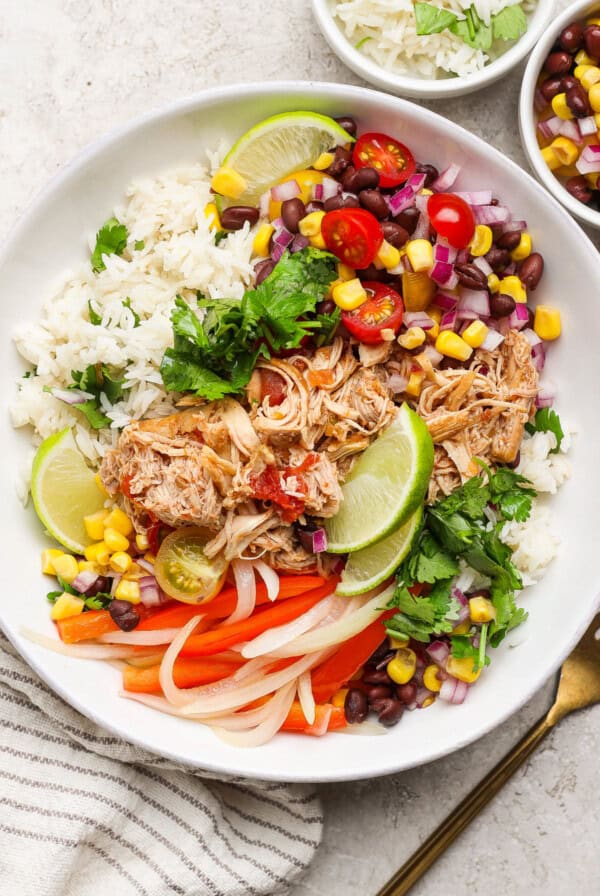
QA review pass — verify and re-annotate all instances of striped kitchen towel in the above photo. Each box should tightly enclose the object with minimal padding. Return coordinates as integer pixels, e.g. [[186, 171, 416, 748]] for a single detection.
[[0, 634, 323, 896]]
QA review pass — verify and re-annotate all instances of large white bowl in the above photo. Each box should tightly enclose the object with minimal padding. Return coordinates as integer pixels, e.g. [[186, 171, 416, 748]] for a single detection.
[[312, 0, 554, 99], [1, 82, 599, 783]]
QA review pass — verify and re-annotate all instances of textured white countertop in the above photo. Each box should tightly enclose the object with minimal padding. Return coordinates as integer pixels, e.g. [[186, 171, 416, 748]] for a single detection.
[[1, 2, 599, 894]]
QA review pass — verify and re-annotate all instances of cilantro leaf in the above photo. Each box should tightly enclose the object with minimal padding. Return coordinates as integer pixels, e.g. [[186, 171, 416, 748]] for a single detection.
[[122, 298, 140, 327], [488, 467, 536, 522], [491, 4, 527, 41], [160, 351, 251, 400], [134, 240, 145, 251], [434, 474, 490, 522], [69, 364, 125, 429], [88, 300, 102, 325], [83, 593, 112, 611], [56, 575, 78, 596], [451, 630, 490, 669], [414, 2, 458, 34], [46, 590, 63, 604], [452, 15, 493, 50], [386, 579, 460, 642], [91, 217, 128, 272], [401, 531, 460, 585], [314, 306, 341, 347], [525, 408, 564, 454], [355, 36, 373, 49]]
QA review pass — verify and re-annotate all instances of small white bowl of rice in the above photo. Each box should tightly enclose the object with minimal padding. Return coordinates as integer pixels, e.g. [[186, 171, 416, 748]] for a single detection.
[[311, 0, 554, 98]]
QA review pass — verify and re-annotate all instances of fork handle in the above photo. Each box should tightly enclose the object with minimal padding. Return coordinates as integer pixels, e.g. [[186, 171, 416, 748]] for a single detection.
[[375, 714, 555, 896]]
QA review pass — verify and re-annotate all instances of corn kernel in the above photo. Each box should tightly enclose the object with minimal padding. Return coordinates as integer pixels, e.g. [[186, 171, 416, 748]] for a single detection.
[[486, 273, 499, 294], [446, 655, 481, 684], [469, 224, 493, 257], [204, 202, 221, 231], [421, 695, 436, 708], [337, 263, 355, 281], [435, 330, 473, 362], [312, 151, 335, 170], [550, 137, 580, 166], [541, 146, 561, 171], [387, 648, 417, 685], [78, 560, 99, 574], [402, 271, 436, 312], [144, 552, 157, 565], [534, 305, 562, 341], [104, 527, 130, 552], [332, 278, 367, 311], [589, 82, 600, 113], [50, 593, 85, 621], [41, 548, 64, 576], [469, 596, 497, 623], [420, 188, 433, 196], [376, 239, 401, 270], [114, 578, 141, 604], [210, 166, 247, 200], [510, 232, 533, 262], [453, 621, 472, 635], [110, 551, 132, 574], [135, 533, 150, 552], [406, 238, 434, 272], [83, 509, 109, 542], [94, 472, 110, 498], [389, 637, 409, 649], [575, 49, 596, 66], [498, 275, 527, 303], [252, 222, 274, 257], [427, 320, 440, 341], [332, 688, 349, 708], [84, 541, 111, 566], [309, 232, 327, 249], [405, 371, 425, 398], [586, 16, 600, 25], [428, 305, 442, 323], [574, 64, 594, 80], [298, 210, 325, 238], [398, 326, 426, 350], [52, 553, 79, 584], [103, 507, 133, 537], [585, 172, 599, 188], [126, 562, 143, 578], [581, 66, 600, 91], [423, 664, 442, 693], [461, 320, 489, 349], [551, 93, 574, 120]]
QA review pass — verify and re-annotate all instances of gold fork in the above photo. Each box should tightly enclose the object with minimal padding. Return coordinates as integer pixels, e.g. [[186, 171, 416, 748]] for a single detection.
[[376, 613, 600, 896]]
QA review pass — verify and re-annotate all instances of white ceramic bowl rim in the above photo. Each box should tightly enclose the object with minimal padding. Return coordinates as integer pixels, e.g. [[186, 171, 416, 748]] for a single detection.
[[1, 80, 599, 782], [519, 0, 600, 228], [311, 0, 554, 98]]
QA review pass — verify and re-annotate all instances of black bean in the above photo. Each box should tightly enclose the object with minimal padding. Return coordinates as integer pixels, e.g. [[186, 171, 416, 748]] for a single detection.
[[393, 206, 420, 235], [366, 685, 393, 703], [326, 145, 353, 179], [454, 263, 488, 290], [109, 599, 140, 632], [496, 230, 522, 251], [362, 667, 393, 686], [561, 74, 578, 92], [254, 258, 275, 286], [439, 356, 470, 370], [416, 162, 439, 188], [281, 197, 306, 233], [540, 76, 564, 102], [305, 200, 325, 214], [360, 263, 386, 282], [369, 638, 391, 665], [359, 189, 389, 219], [220, 206, 259, 231], [374, 698, 404, 727], [342, 166, 380, 193], [559, 22, 584, 53], [584, 24, 600, 59], [518, 252, 544, 291], [565, 174, 593, 205], [566, 83, 592, 117], [375, 650, 397, 671], [381, 221, 409, 249], [84, 575, 111, 597], [344, 688, 368, 724], [335, 116, 358, 137], [323, 193, 360, 211], [489, 292, 516, 318], [485, 247, 511, 272], [543, 51, 573, 74], [396, 682, 417, 704], [316, 299, 336, 316]]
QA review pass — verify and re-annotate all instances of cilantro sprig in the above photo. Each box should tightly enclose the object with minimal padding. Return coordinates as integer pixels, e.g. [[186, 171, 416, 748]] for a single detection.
[[525, 408, 564, 453], [91, 217, 128, 272], [414, 2, 527, 51], [69, 363, 126, 430]]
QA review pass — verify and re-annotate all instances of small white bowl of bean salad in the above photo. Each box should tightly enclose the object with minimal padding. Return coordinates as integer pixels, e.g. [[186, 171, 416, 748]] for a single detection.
[[520, 0, 600, 229], [311, 0, 554, 99]]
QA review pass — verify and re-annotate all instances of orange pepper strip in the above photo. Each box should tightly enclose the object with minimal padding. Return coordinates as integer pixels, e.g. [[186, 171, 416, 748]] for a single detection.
[[56, 610, 119, 644], [280, 701, 346, 733], [311, 611, 393, 704], [122, 657, 243, 694], [179, 580, 338, 658]]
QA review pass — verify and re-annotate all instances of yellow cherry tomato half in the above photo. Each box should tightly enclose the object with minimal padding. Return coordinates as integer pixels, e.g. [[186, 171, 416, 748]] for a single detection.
[[155, 526, 228, 605]]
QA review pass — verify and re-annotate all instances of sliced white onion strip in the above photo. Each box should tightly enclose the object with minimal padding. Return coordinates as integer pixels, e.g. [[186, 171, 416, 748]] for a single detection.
[[211, 682, 296, 747], [231, 654, 275, 682], [241, 592, 340, 659], [125, 652, 165, 668], [297, 671, 316, 726], [267, 585, 394, 658], [21, 628, 158, 660], [224, 559, 256, 625], [304, 705, 331, 737], [159, 614, 206, 707], [251, 560, 280, 601], [98, 628, 182, 646]]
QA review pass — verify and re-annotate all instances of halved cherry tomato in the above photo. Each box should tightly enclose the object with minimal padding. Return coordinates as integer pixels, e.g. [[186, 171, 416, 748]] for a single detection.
[[321, 208, 383, 269], [260, 369, 286, 406], [341, 282, 403, 344], [155, 527, 228, 604], [352, 132, 416, 188], [427, 193, 475, 250]]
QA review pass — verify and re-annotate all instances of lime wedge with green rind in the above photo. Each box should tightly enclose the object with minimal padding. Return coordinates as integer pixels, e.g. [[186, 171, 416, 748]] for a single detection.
[[325, 404, 434, 554], [216, 111, 354, 210], [335, 507, 422, 597], [31, 428, 106, 553]]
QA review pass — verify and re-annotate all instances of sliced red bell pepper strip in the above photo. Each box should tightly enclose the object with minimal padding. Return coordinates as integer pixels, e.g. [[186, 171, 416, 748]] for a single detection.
[[281, 701, 346, 733], [122, 657, 242, 694]]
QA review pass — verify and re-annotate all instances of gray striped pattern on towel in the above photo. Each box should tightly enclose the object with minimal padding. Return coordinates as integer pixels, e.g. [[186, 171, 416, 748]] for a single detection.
[[0, 634, 323, 896]]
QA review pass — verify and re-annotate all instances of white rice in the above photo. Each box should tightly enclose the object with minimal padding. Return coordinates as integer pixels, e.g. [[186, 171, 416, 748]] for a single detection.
[[11, 156, 256, 477], [333, 0, 534, 78]]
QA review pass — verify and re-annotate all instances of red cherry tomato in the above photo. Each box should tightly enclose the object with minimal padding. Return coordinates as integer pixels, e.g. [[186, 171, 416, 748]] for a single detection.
[[352, 132, 416, 188], [427, 193, 475, 249], [321, 208, 383, 269], [341, 282, 404, 344], [260, 369, 286, 406]]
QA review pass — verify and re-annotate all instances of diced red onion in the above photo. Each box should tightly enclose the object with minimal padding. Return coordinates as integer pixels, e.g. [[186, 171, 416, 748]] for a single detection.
[[508, 303, 529, 330], [454, 190, 493, 206], [439, 676, 469, 704], [559, 118, 583, 145], [415, 685, 434, 708], [474, 205, 510, 225], [290, 234, 310, 253], [71, 570, 100, 594], [576, 143, 600, 175], [273, 227, 294, 248], [271, 180, 300, 202], [297, 526, 328, 554], [271, 242, 286, 263], [403, 311, 435, 329], [431, 163, 460, 192], [534, 87, 548, 113], [414, 192, 429, 213], [388, 372, 409, 393], [458, 288, 490, 318], [531, 341, 546, 371], [271, 216, 284, 230], [137, 557, 155, 573], [430, 260, 454, 285], [457, 309, 478, 322], [422, 344, 443, 366], [538, 118, 561, 140], [51, 387, 95, 406], [472, 255, 492, 277], [433, 239, 458, 264], [578, 115, 598, 137], [500, 219, 527, 234], [321, 177, 341, 201], [386, 184, 416, 215], [138, 574, 165, 607], [440, 310, 458, 331], [535, 389, 554, 408], [407, 172, 427, 192], [434, 291, 458, 311], [426, 639, 450, 667], [110, 575, 122, 597], [481, 329, 504, 351], [313, 183, 324, 201], [259, 190, 270, 218], [522, 327, 542, 346]]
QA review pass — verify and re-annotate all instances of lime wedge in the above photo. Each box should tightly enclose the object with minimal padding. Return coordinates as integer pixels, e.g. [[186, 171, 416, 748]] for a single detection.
[[335, 508, 422, 597], [325, 404, 434, 554], [31, 428, 106, 553], [218, 111, 354, 209]]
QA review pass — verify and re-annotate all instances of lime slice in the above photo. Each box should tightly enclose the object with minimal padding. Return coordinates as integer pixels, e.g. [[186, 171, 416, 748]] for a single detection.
[[335, 507, 422, 597], [31, 428, 106, 553], [325, 404, 434, 554], [218, 111, 354, 209]]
